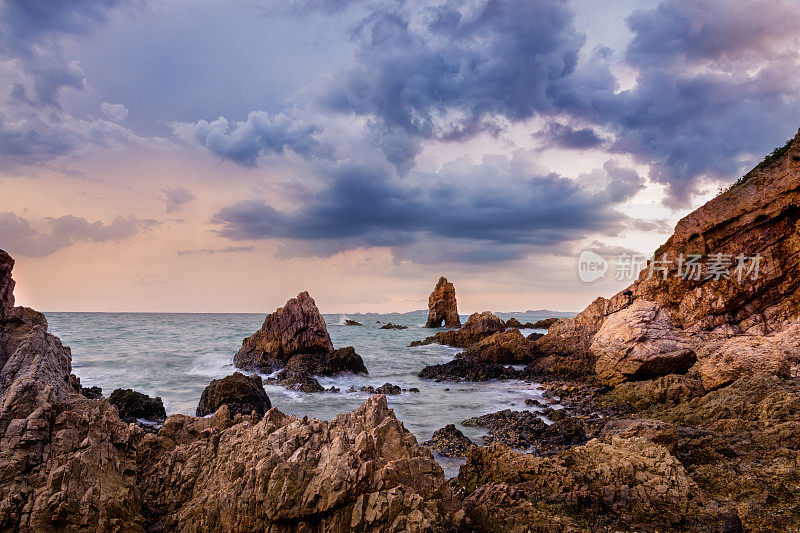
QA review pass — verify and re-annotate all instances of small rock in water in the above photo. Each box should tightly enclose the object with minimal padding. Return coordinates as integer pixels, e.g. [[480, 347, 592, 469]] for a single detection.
[[196, 372, 271, 417], [423, 424, 476, 457], [525, 398, 542, 407], [276, 372, 325, 393], [408, 387, 420, 393], [344, 319, 363, 326], [360, 382, 402, 395], [380, 322, 408, 330], [109, 388, 166, 423]]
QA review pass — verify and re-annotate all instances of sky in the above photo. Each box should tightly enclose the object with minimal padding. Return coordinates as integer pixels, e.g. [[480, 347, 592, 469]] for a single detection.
[[2, 0, 800, 313]]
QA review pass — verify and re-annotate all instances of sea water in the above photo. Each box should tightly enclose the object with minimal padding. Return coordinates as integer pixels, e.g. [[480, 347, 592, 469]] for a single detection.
[[46, 309, 573, 476]]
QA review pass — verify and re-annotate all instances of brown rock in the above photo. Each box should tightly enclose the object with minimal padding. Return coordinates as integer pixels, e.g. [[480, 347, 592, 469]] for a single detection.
[[461, 328, 535, 364], [234, 291, 334, 372], [425, 276, 460, 328], [196, 372, 271, 417], [592, 300, 697, 386], [457, 438, 725, 532], [422, 424, 476, 457], [138, 396, 464, 531], [0, 249, 14, 313], [413, 311, 506, 348]]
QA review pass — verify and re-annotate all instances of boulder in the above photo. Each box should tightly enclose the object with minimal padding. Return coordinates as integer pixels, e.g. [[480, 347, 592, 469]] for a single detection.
[[81, 385, 104, 399], [460, 328, 535, 364], [423, 424, 476, 457], [109, 388, 167, 423], [380, 322, 407, 330], [425, 276, 461, 328], [196, 372, 271, 417], [234, 291, 334, 372], [276, 371, 325, 393], [360, 382, 402, 395], [529, 317, 558, 329], [504, 318, 523, 328], [592, 300, 697, 386], [344, 319, 362, 326], [413, 311, 506, 348]]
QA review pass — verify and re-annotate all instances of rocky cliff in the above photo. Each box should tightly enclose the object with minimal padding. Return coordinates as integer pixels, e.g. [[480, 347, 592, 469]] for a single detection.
[[534, 127, 800, 386], [0, 251, 463, 531]]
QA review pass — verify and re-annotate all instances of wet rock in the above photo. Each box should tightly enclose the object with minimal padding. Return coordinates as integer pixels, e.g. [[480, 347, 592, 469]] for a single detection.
[[425, 276, 460, 328], [524, 398, 541, 406], [196, 372, 271, 417], [412, 310, 506, 348], [423, 424, 476, 457], [234, 291, 334, 372], [592, 300, 697, 386], [273, 371, 324, 393], [460, 328, 535, 364], [344, 319, 362, 326], [504, 317, 523, 328], [380, 322, 407, 330], [360, 382, 402, 395], [109, 388, 166, 423], [535, 416, 588, 454], [407, 387, 420, 393], [462, 409, 546, 448], [81, 385, 104, 399], [418, 358, 519, 382]]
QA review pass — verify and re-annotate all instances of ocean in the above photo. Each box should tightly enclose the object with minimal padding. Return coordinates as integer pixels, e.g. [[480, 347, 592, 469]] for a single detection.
[[46, 309, 574, 476]]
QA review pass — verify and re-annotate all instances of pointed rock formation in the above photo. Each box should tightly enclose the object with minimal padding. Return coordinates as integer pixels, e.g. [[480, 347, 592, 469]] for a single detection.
[[234, 291, 334, 372], [425, 277, 460, 328]]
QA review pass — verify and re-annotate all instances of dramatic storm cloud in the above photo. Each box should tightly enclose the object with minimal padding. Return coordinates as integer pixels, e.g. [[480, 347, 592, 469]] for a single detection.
[[3, 0, 800, 310]]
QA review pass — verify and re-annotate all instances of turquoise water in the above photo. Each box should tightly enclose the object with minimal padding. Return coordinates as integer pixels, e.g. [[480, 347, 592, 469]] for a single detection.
[[46, 309, 573, 476]]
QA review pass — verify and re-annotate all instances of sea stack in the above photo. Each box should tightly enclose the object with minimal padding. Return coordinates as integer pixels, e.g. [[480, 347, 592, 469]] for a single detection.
[[233, 291, 367, 382], [425, 276, 461, 328], [234, 291, 334, 372]]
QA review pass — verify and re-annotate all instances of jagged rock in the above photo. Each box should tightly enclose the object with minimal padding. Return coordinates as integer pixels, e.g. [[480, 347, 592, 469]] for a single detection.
[[81, 385, 104, 399], [0, 248, 145, 530], [196, 372, 271, 417], [601, 374, 706, 411], [360, 383, 402, 395], [600, 418, 678, 453], [592, 300, 697, 386], [460, 328, 535, 364], [412, 311, 506, 348], [138, 395, 465, 531], [425, 277, 461, 328], [422, 424, 476, 457], [520, 352, 598, 381], [344, 319, 363, 326], [0, 249, 13, 312], [456, 438, 727, 532], [109, 388, 167, 423], [418, 358, 519, 382], [234, 291, 334, 372], [462, 410, 546, 448], [380, 322, 407, 330], [504, 318, 523, 328], [282, 346, 368, 377]]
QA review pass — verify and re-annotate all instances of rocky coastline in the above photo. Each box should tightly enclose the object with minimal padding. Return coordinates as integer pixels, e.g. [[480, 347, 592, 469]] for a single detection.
[[2, 130, 800, 531]]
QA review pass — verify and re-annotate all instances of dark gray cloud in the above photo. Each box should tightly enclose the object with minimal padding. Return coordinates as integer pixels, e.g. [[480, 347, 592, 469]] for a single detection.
[[210, 154, 631, 263], [162, 186, 195, 213], [171, 112, 321, 167], [0, 212, 158, 257], [535, 120, 606, 150], [559, 0, 800, 205], [319, 0, 584, 140], [577, 160, 645, 203]]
